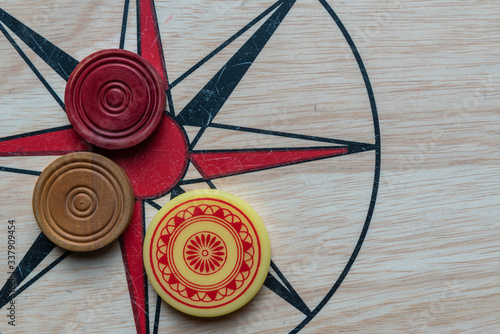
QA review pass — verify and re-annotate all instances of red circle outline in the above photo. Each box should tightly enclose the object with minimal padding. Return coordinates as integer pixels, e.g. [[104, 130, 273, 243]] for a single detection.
[[149, 197, 262, 309], [164, 216, 243, 291]]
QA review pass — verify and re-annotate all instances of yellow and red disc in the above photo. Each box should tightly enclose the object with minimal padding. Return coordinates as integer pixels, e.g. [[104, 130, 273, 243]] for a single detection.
[[144, 189, 271, 317]]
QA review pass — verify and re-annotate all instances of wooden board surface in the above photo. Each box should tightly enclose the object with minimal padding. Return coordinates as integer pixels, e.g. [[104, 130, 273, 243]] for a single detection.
[[0, 0, 499, 333]]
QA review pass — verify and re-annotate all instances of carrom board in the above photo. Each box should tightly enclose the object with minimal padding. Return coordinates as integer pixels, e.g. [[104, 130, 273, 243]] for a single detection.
[[0, 0, 498, 333]]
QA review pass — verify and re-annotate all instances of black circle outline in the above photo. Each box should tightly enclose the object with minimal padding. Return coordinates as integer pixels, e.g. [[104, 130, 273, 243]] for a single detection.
[[290, 2, 381, 333], [0, 1, 380, 332]]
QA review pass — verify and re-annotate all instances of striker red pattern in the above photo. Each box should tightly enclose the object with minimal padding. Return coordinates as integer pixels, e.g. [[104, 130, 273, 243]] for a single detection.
[[153, 202, 257, 304], [184, 232, 227, 275]]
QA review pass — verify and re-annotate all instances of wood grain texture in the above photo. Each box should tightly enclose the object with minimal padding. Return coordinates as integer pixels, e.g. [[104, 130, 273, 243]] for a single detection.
[[0, 0, 498, 333], [32, 152, 135, 252]]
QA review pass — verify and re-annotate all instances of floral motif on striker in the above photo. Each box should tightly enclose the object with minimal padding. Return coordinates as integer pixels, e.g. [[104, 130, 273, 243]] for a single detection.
[[154, 203, 256, 303], [184, 232, 226, 275]]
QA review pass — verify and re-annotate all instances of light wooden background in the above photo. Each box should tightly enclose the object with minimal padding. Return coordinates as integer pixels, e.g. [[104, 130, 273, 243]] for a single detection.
[[0, 0, 499, 333]]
